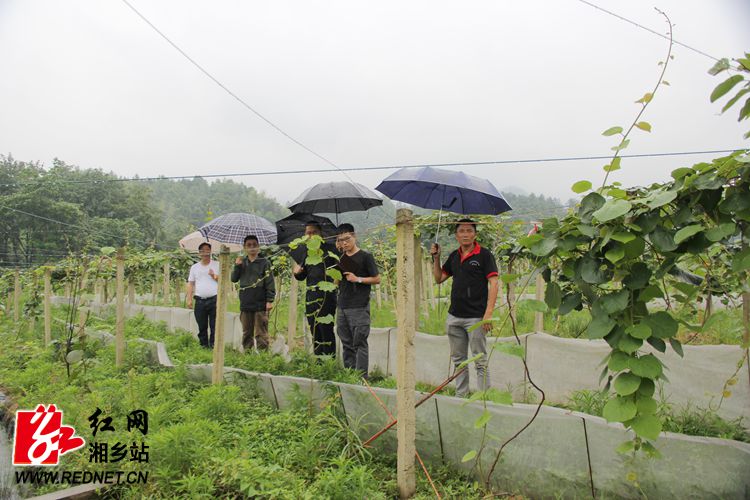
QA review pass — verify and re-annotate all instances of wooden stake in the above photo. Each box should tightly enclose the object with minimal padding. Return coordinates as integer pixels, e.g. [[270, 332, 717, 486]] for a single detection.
[[128, 280, 135, 303], [507, 261, 517, 325], [13, 269, 21, 322], [534, 273, 544, 332], [743, 289, 749, 386], [151, 280, 157, 305], [77, 307, 88, 339], [44, 269, 52, 346], [288, 265, 299, 352], [162, 262, 170, 304], [115, 248, 125, 367], [395, 208, 416, 498], [375, 283, 383, 309], [212, 246, 231, 384]]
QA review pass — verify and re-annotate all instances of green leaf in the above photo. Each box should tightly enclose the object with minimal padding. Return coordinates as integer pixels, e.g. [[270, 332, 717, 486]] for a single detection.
[[457, 352, 484, 368], [616, 440, 636, 454], [710, 74, 745, 102], [603, 396, 637, 423], [605, 245, 625, 263], [641, 441, 662, 459], [674, 224, 703, 244], [316, 281, 337, 292], [630, 414, 662, 440], [627, 324, 652, 340], [635, 92, 653, 104], [647, 337, 667, 353], [609, 351, 631, 372], [618, 334, 643, 354], [707, 58, 731, 75], [668, 338, 685, 361], [499, 273, 521, 284], [461, 450, 477, 463], [644, 311, 678, 339], [577, 225, 597, 237], [630, 354, 663, 378], [316, 314, 334, 325], [558, 293, 582, 315], [636, 395, 658, 415], [529, 238, 557, 257], [671, 167, 693, 179], [520, 299, 548, 313], [593, 199, 632, 222], [572, 180, 593, 194], [638, 285, 663, 303], [622, 262, 651, 290], [705, 222, 736, 242], [611, 139, 630, 152], [492, 342, 525, 359], [637, 378, 655, 398], [643, 190, 677, 209], [587, 314, 616, 339], [603, 157, 622, 172], [579, 256, 608, 284], [544, 282, 562, 309], [474, 410, 492, 429], [602, 126, 623, 136], [471, 388, 513, 405], [722, 88, 750, 113], [635, 121, 652, 132], [100, 247, 116, 256], [326, 268, 343, 281], [732, 248, 750, 273], [611, 232, 635, 243], [614, 372, 642, 396], [649, 227, 678, 252], [600, 290, 629, 314]]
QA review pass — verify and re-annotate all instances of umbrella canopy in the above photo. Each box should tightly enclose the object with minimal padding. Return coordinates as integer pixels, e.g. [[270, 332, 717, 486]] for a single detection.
[[178, 231, 242, 253], [199, 213, 277, 246], [275, 213, 337, 246], [375, 166, 512, 215], [288, 181, 383, 215]]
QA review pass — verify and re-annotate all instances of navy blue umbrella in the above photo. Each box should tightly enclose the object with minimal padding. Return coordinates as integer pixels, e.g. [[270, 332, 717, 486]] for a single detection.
[[375, 166, 512, 215]]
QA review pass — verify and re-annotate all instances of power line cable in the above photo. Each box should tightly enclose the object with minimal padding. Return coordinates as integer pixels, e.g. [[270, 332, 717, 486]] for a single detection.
[[575, 0, 721, 61], [0, 149, 744, 188]]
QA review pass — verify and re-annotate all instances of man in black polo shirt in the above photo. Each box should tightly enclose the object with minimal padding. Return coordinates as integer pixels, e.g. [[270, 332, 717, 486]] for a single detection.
[[430, 218, 499, 397]]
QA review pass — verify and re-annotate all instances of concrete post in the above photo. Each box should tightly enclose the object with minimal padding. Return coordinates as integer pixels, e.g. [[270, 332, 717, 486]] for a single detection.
[[395, 208, 416, 498]]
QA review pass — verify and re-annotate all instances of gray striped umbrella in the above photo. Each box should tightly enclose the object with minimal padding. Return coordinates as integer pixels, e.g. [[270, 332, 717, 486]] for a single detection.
[[199, 213, 277, 246]]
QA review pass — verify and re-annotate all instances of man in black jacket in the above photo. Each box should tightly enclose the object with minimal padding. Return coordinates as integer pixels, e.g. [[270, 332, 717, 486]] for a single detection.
[[231, 235, 276, 352], [293, 221, 340, 357]]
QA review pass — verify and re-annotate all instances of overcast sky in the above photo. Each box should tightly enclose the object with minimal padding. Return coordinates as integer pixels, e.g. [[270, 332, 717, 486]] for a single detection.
[[1, 0, 748, 207]]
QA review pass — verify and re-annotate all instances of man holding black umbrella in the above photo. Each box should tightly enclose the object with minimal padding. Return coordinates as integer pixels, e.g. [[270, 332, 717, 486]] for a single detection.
[[293, 221, 340, 357], [430, 219, 499, 397]]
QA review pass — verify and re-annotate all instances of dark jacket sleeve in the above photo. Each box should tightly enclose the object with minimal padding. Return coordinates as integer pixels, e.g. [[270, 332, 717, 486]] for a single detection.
[[231, 262, 242, 283], [264, 261, 276, 303]]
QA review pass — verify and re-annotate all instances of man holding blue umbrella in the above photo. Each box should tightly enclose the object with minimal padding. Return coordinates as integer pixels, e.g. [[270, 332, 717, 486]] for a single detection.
[[430, 219, 499, 398]]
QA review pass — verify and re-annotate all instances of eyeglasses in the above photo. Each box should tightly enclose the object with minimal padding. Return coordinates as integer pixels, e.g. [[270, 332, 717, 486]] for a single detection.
[[336, 236, 353, 243]]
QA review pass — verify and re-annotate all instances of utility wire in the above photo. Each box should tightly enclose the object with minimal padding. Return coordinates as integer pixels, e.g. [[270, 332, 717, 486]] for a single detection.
[[0, 149, 744, 188], [575, 0, 721, 61]]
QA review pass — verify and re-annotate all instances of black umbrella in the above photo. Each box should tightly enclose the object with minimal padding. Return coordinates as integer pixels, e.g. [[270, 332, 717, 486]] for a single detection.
[[275, 213, 337, 264], [275, 213, 337, 246], [288, 181, 383, 223]]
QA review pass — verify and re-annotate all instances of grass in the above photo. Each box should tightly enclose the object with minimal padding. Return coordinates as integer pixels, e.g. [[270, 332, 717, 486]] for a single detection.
[[0, 313, 501, 499]]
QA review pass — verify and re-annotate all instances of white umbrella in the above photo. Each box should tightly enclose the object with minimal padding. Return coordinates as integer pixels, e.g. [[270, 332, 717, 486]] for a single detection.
[[178, 231, 242, 253]]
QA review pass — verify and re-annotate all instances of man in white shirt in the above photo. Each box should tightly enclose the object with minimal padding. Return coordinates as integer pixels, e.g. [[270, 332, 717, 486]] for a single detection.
[[186, 242, 220, 348]]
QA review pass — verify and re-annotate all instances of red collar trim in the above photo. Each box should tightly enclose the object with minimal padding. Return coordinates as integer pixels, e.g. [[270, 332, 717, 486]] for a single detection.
[[459, 242, 481, 263]]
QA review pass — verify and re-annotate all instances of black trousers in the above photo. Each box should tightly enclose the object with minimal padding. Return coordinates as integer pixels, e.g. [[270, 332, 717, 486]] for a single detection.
[[194, 295, 217, 348], [305, 291, 337, 356]]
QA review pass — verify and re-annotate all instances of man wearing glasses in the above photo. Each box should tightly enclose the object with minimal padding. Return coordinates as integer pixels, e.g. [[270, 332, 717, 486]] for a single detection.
[[335, 224, 380, 379], [231, 234, 276, 352], [186, 242, 220, 348]]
